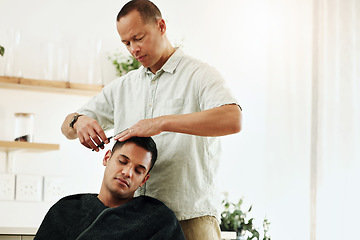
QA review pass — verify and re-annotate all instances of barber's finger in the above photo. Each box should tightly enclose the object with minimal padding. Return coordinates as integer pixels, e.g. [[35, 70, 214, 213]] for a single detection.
[[114, 129, 128, 140], [82, 134, 100, 152], [94, 125, 109, 144], [114, 128, 133, 141], [118, 129, 135, 142], [89, 130, 104, 148], [90, 136, 105, 150], [78, 134, 92, 149]]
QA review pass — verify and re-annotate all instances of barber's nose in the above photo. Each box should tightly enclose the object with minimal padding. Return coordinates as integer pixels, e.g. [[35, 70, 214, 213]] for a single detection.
[[130, 43, 140, 55]]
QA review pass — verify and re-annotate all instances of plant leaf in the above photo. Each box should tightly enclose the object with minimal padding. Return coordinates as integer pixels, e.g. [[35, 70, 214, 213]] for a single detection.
[[109, 52, 141, 76], [0, 46, 4, 56]]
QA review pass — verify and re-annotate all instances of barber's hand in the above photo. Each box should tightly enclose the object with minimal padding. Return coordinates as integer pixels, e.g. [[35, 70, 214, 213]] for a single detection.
[[74, 115, 109, 152], [114, 118, 163, 142]]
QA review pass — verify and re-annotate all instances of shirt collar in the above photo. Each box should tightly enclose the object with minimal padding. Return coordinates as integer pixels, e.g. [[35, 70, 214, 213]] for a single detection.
[[143, 48, 184, 75], [161, 47, 183, 74]]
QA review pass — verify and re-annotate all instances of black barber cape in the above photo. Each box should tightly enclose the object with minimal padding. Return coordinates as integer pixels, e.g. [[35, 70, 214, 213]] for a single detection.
[[35, 194, 185, 240]]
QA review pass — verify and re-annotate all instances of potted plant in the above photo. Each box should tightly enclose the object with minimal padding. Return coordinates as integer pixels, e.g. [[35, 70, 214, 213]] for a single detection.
[[108, 51, 141, 77], [220, 196, 271, 240], [0, 45, 4, 56]]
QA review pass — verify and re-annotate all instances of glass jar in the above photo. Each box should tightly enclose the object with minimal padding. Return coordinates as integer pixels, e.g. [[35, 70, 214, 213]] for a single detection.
[[14, 113, 34, 142]]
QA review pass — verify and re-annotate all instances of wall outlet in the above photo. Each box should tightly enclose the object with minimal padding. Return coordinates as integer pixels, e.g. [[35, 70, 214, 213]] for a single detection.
[[16, 174, 43, 201], [44, 176, 65, 202], [0, 173, 15, 200]]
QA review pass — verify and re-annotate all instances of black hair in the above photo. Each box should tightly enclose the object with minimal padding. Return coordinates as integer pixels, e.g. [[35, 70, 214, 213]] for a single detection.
[[111, 136, 158, 174], [116, 0, 162, 24]]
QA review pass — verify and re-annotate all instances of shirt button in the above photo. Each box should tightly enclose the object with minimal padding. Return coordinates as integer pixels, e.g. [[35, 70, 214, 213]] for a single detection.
[[149, 104, 152, 107], [151, 80, 156, 84]]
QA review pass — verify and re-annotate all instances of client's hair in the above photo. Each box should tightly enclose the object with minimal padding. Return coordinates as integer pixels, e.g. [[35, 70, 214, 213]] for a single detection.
[[111, 137, 158, 174]]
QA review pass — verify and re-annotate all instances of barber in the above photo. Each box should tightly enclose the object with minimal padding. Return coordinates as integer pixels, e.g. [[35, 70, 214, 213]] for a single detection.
[[61, 0, 242, 239]]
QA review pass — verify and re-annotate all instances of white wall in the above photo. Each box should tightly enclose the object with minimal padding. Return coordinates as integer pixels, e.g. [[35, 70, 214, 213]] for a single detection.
[[0, 89, 107, 227], [0, 0, 312, 239]]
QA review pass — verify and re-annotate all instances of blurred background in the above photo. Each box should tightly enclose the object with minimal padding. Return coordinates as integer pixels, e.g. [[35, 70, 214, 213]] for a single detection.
[[0, 0, 359, 239]]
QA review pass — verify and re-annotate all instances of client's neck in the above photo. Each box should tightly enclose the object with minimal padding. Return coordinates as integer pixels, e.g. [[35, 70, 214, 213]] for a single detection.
[[98, 188, 133, 208]]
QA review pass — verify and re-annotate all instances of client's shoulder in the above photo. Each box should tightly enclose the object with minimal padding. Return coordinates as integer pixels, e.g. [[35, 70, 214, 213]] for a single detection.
[[132, 196, 176, 216], [58, 193, 95, 201], [133, 195, 165, 206], [54, 193, 100, 208]]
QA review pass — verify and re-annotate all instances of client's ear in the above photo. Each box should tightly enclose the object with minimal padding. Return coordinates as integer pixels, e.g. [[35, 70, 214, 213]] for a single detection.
[[103, 150, 112, 166], [139, 174, 150, 188]]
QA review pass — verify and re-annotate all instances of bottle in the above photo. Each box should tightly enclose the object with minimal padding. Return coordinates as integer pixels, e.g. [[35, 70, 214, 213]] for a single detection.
[[14, 113, 34, 142]]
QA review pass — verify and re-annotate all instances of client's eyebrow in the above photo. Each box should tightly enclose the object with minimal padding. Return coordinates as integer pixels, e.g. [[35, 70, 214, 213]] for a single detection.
[[120, 154, 147, 171], [120, 154, 130, 160], [137, 163, 147, 172]]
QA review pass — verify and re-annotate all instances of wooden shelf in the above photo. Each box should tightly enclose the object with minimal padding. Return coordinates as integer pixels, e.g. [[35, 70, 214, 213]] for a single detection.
[[0, 76, 103, 96], [0, 141, 60, 153]]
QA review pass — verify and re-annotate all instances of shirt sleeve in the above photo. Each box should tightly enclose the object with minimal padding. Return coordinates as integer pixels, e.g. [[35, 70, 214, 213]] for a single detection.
[[77, 81, 116, 131], [196, 64, 241, 111]]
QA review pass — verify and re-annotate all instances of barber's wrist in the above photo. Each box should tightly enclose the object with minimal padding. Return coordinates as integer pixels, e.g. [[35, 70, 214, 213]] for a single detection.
[[69, 114, 83, 129], [157, 115, 171, 132]]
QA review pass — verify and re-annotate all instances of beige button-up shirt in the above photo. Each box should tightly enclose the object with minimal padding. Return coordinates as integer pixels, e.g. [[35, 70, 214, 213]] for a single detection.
[[78, 49, 239, 221]]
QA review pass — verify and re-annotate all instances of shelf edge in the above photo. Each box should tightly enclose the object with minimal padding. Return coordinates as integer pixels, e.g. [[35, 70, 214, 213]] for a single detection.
[[0, 141, 60, 152], [0, 76, 103, 96]]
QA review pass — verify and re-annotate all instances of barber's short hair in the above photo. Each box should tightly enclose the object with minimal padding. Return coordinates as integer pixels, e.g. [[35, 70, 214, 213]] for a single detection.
[[111, 137, 158, 174], [116, 0, 162, 25]]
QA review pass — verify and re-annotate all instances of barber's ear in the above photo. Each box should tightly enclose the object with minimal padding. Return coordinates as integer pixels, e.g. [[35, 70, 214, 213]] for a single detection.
[[103, 150, 112, 166], [158, 19, 166, 34]]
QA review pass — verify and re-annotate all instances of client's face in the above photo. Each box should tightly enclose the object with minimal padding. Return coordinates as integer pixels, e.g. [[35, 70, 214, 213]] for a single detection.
[[103, 142, 151, 201]]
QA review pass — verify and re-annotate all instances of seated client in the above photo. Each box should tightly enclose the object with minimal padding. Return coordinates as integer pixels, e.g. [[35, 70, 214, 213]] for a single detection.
[[35, 137, 185, 240]]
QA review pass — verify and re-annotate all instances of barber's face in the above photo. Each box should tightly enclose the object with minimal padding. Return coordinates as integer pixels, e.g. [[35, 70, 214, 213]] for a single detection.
[[103, 142, 151, 200], [117, 10, 166, 73]]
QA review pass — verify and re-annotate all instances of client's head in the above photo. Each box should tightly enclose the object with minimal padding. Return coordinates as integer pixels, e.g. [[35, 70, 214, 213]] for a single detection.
[[98, 136, 157, 207], [111, 136, 158, 173]]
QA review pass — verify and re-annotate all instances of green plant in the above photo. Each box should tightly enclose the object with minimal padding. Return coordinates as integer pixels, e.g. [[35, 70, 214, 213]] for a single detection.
[[263, 218, 271, 240], [108, 51, 141, 77], [0, 45, 4, 56], [220, 197, 271, 240]]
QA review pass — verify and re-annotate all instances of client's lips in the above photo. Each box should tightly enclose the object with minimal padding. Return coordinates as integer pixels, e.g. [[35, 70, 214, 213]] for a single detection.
[[116, 178, 129, 187]]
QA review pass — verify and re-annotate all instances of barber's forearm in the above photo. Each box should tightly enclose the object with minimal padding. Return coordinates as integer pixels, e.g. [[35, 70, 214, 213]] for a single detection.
[[159, 104, 242, 137], [61, 113, 79, 140]]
